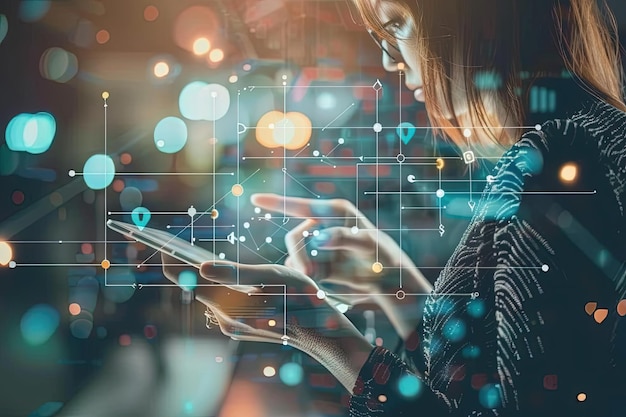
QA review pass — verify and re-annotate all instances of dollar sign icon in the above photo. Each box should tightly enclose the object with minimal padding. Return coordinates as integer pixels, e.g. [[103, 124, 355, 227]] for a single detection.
[[439, 224, 445, 237]]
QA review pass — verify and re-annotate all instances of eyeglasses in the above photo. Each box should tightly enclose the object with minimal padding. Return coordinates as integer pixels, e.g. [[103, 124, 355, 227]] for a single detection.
[[367, 28, 402, 63]]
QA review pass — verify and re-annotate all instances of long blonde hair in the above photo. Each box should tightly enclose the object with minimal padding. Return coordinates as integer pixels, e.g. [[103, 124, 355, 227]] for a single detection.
[[352, 0, 626, 150]]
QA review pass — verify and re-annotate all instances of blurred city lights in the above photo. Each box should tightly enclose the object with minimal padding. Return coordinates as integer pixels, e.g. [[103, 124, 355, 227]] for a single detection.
[[82, 154, 115, 190], [19, 0, 50, 23], [6, 112, 56, 154], [178, 81, 230, 121], [154, 116, 188, 153], [20, 304, 60, 346], [263, 366, 276, 377], [0, 241, 13, 265], [39, 47, 78, 83], [153, 61, 170, 78], [0, 15, 8, 45], [279, 362, 304, 386], [193, 37, 211, 55], [144, 5, 159, 22], [96, 29, 110, 44], [255, 111, 312, 150], [209, 48, 224, 63]]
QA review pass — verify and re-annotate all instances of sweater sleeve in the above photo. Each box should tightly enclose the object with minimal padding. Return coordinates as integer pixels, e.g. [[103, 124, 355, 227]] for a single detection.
[[349, 116, 625, 416]]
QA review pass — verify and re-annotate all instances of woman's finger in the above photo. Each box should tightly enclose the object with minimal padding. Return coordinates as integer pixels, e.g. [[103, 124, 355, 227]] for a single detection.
[[284, 218, 317, 275], [312, 226, 375, 253]]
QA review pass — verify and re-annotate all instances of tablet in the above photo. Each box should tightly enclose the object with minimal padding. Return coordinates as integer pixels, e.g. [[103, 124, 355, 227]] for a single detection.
[[107, 219, 218, 268]]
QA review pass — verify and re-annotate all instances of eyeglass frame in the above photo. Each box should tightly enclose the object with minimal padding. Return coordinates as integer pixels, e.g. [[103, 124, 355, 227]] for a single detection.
[[367, 28, 402, 63]]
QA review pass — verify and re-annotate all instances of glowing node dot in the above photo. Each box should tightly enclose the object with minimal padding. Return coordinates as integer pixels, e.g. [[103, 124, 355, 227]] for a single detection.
[[541, 264, 549, 272], [218, 253, 225, 259], [96, 30, 110, 44], [101, 259, 111, 270], [397, 62, 405, 70], [351, 226, 359, 234], [282, 340, 288, 345], [316, 290, 326, 300], [302, 231, 309, 237], [396, 290, 406, 300], [210, 209, 219, 220], [153, 61, 169, 78], [313, 150, 320, 157], [210, 91, 218, 98], [577, 393, 587, 402], [68, 169, 76, 177], [373, 123, 383, 133], [282, 81, 286, 86], [535, 124, 542, 131], [436, 158, 445, 170], [215, 356, 223, 363], [239, 236, 246, 242], [463, 128, 472, 138], [254, 207, 261, 214], [378, 395, 387, 403], [0, 242, 13, 266], [372, 262, 383, 274], [156, 140, 165, 148], [228, 75, 238, 83], [560, 163, 578, 183], [312, 230, 320, 237], [187, 206, 197, 217], [102, 91, 110, 100], [9, 261, 16, 268], [397, 154, 405, 163], [69, 303, 81, 316], [192, 37, 210, 55], [282, 75, 287, 80], [243, 222, 250, 229], [338, 137, 345, 145], [265, 237, 272, 244], [436, 189, 445, 198], [243, 63, 252, 71], [231, 184, 244, 197], [263, 366, 276, 377], [268, 319, 276, 327], [264, 213, 271, 220], [311, 249, 318, 257]]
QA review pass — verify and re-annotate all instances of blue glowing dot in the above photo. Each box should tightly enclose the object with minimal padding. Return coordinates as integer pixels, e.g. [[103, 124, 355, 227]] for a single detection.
[[462, 345, 481, 359], [178, 270, 197, 291], [153, 116, 187, 153], [466, 299, 486, 318], [179, 81, 230, 121], [83, 154, 115, 190], [184, 401, 193, 414], [19, 0, 50, 22], [5, 112, 56, 154], [279, 362, 304, 386], [479, 384, 502, 409], [40, 47, 78, 83], [398, 374, 422, 398], [443, 318, 467, 342], [0, 15, 8, 45], [20, 304, 60, 346]]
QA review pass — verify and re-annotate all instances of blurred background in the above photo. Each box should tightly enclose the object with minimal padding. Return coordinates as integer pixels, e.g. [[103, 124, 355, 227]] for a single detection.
[[0, 1, 625, 416]]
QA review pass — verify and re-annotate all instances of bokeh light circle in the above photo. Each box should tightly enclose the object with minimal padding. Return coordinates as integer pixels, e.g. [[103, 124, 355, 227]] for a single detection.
[[119, 186, 143, 211], [20, 304, 60, 346], [0, 15, 8, 45], [178, 270, 197, 291], [70, 318, 93, 339], [172, 6, 220, 53], [153, 116, 188, 153], [209, 48, 224, 63], [178, 82, 230, 121], [39, 47, 78, 83], [144, 5, 159, 22], [6, 112, 56, 154], [19, 0, 50, 22], [0, 241, 13, 265], [82, 154, 115, 190], [398, 374, 422, 398], [279, 362, 304, 386]]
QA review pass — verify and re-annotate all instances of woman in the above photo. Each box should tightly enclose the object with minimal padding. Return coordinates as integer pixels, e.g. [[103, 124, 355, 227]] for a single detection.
[[163, 0, 626, 415]]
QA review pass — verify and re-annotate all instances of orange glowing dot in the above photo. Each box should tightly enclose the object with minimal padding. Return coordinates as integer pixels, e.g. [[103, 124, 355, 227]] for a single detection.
[[96, 29, 110, 44], [192, 37, 211, 55], [378, 395, 387, 403], [101, 259, 111, 269], [372, 262, 383, 274], [210, 209, 219, 220], [617, 299, 626, 316], [231, 184, 244, 197], [559, 163, 578, 183], [144, 5, 159, 22], [209, 48, 224, 63], [436, 158, 445, 170], [577, 392, 587, 402], [119, 334, 132, 346], [593, 308, 608, 324], [120, 153, 132, 165], [112, 179, 125, 192], [69, 303, 81, 316], [228, 74, 238, 83], [268, 319, 276, 327], [0, 241, 13, 266], [101, 91, 109, 100], [153, 61, 170, 78]]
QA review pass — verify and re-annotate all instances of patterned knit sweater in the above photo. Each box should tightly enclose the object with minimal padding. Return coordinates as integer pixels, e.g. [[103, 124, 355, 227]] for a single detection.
[[349, 88, 626, 416]]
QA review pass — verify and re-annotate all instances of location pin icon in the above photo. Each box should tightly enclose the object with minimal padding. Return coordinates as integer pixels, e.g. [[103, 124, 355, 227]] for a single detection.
[[131, 207, 151, 231], [396, 122, 416, 145]]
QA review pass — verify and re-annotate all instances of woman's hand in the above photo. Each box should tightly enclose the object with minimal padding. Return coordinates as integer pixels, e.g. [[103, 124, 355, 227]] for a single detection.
[[161, 253, 373, 392], [251, 193, 433, 339]]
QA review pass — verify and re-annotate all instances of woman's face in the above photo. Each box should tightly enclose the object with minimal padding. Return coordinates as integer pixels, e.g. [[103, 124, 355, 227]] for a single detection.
[[373, 0, 425, 102]]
